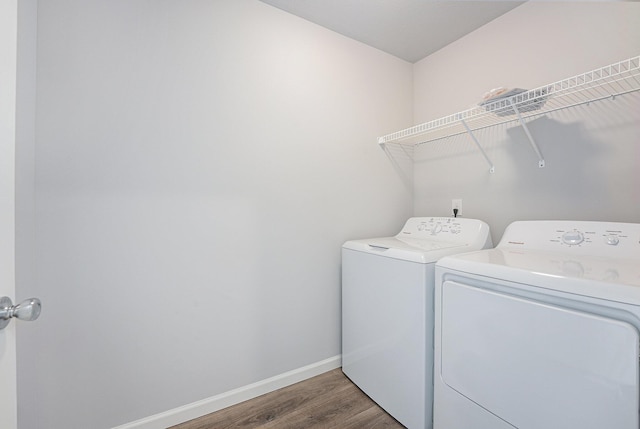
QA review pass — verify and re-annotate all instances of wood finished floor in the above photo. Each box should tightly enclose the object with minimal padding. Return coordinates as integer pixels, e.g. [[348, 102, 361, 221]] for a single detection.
[[169, 368, 406, 429]]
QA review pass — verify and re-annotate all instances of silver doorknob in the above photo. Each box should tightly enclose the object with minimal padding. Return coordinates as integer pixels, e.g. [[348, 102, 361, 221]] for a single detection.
[[0, 296, 41, 330]]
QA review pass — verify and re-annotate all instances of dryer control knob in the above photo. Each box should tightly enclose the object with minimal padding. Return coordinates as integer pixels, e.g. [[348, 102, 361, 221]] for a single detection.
[[562, 231, 584, 246]]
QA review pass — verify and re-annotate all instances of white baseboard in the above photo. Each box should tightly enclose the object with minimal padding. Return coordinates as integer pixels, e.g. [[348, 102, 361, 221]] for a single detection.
[[112, 355, 342, 429]]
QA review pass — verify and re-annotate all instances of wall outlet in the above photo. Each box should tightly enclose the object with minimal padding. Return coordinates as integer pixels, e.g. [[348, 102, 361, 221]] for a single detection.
[[452, 199, 462, 217]]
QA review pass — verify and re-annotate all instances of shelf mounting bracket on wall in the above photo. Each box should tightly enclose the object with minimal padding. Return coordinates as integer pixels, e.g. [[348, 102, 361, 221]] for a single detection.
[[460, 118, 495, 173], [508, 100, 545, 168]]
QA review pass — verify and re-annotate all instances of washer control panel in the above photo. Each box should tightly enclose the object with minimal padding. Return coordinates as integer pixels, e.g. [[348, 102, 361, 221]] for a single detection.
[[500, 221, 640, 258], [398, 217, 491, 246]]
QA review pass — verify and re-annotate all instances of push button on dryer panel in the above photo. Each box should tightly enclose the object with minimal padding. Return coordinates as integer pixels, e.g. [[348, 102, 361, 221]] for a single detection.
[[604, 234, 620, 246]]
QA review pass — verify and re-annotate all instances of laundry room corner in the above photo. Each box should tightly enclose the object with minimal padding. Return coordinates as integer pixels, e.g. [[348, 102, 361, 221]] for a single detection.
[[10, 0, 640, 428], [411, 1, 640, 242]]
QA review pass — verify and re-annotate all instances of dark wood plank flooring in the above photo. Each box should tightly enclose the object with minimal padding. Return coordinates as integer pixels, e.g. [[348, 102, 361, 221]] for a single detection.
[[170, 368, 406, 429]]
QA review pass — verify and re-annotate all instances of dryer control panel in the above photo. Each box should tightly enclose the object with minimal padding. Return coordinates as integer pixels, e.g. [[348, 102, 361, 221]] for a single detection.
[[499, 221, 640, 258]]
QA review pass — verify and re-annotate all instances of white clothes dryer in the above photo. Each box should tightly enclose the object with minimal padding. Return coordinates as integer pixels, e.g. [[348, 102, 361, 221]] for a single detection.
[[342, 217, 492, 429], [434, 220, 640, 429]]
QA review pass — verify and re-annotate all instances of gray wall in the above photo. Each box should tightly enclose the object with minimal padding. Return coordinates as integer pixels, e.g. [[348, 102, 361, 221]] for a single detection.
[[18, 1, 412, 428], [412, 2, 640, 244]]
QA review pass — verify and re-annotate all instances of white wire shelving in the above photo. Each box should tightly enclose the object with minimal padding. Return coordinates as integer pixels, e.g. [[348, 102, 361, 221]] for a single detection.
[[378, 56, 640, 173]]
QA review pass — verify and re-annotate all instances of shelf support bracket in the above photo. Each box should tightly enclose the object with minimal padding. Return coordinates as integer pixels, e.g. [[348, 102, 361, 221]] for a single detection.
[[460, 119, 495, 173], [509, 100, 545, 168]]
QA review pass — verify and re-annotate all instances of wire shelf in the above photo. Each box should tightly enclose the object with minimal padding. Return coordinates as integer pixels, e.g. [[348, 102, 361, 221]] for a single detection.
[[378, 56, 640, 148]]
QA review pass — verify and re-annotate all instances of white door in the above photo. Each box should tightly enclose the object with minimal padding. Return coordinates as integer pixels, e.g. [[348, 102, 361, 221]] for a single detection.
[[440, 280, 639, 429], [0, 0, 19, 427]]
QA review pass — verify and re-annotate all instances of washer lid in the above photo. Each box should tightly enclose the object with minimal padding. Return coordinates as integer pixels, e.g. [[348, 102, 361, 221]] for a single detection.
[[343, 237, 469, 264], [438, 247, 640, 305]]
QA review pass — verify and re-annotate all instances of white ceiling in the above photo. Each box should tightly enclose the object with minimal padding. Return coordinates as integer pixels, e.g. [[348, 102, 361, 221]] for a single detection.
[[259, 0, 524, 63]]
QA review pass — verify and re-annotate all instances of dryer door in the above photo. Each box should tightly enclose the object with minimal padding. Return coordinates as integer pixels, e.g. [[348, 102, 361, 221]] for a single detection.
[[440, 280, 639, 429]]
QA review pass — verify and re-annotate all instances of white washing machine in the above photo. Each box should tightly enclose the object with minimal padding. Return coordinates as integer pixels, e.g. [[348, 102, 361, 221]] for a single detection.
[[434, 220, 640, 429], [342, 217, 492, 429]]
